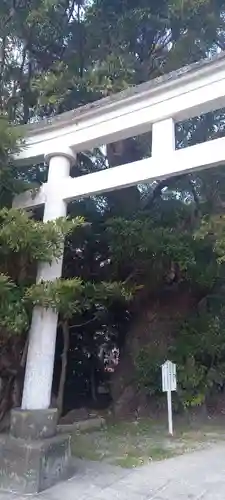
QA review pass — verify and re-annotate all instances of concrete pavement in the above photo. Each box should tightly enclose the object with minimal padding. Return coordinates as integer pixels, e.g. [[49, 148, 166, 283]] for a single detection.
[[1, 444, 225, 499]]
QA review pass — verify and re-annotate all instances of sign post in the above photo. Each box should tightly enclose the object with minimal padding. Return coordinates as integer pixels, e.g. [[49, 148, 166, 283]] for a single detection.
[[161, 360, 177, 436]]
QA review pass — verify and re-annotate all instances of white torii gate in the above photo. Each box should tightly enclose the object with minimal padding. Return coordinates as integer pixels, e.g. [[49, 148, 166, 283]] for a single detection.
[[13, 52, 225, 411]]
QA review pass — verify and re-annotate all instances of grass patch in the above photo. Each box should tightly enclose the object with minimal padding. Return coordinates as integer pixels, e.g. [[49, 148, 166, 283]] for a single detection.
[[148, 445, 177, 461], [113, 455, 146, 468], [71, 433, 103, 461], [70, 416, 225, 468], [113, 445, 177, 468], [105, 419, 157, 437]]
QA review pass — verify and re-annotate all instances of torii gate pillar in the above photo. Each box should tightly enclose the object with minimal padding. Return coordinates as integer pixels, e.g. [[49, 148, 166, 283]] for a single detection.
[[22, 147, 76, 410], [0, 148, 76, 494]]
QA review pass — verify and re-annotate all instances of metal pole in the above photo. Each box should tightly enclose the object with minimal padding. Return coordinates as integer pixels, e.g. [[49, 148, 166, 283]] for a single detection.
[[167, 390, 173, 435]]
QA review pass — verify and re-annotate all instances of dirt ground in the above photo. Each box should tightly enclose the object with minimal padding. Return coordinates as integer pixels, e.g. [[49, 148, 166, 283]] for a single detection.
[[71, 414, 225, 467]]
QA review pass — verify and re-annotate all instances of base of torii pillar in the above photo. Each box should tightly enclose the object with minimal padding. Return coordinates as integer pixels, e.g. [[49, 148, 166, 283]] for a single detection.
[[0, 408, 74, 494]]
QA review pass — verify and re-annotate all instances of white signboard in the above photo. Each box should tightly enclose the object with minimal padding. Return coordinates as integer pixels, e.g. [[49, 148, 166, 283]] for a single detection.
[[161, 360, 177, 436], [162, 360, 177, 392]]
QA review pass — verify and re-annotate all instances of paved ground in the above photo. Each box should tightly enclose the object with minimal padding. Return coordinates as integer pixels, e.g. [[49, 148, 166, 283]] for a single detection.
[[1, 444, 225, 499]]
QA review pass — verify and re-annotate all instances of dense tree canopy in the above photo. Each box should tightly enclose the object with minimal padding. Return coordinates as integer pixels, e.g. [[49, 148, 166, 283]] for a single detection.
[[1, 0, 225, 422]]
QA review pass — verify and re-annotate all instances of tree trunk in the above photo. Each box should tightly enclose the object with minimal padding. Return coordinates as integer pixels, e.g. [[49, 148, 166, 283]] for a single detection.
[[110, 288, 195, 418], [106, 141, 141, 216], [0, 335, 27, 430], [57, 321, 70, 418], [90, 355, 97, 402]]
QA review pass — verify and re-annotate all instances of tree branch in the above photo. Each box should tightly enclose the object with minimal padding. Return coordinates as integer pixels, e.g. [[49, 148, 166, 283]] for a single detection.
[[0, 36, 6, 111], [188, 175, 201, 217], [68, 0, 76, 23], [142, 179, 169, 209]]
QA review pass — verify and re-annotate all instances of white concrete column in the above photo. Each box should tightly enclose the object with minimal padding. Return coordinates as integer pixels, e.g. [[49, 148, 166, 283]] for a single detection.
[[151, 118, 175, 157], [22, 147, 76, 410]]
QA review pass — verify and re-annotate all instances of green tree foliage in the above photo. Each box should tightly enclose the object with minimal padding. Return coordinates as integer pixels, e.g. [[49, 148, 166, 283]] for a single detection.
[[2, 0, 225, 418], [106, 200, 225, 410]]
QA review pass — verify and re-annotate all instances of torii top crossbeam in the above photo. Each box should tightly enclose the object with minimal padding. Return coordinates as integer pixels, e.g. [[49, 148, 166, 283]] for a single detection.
[[14, 51, 225, 212], [14, 52, 225, 412]]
